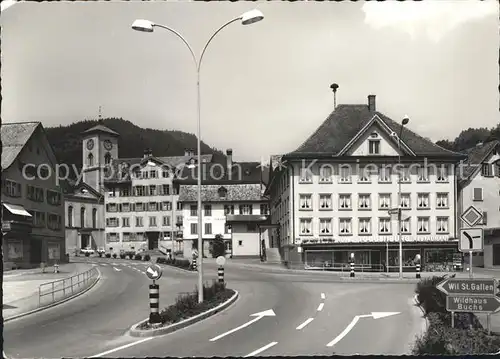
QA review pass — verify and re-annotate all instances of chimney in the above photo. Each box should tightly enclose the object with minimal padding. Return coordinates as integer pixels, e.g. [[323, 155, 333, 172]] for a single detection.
[[184, 148, 190, 157], [368, 95, 376, 112], [226, 149, 233, 172], [143, 148, 150, 159]]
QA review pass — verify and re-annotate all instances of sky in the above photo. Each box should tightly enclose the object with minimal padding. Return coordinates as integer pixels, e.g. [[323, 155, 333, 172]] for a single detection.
[[1, 0, 498, 161]]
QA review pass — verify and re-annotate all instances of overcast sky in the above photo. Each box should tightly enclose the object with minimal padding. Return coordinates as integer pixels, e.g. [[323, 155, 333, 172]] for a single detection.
[[2, 0, 498, 161]]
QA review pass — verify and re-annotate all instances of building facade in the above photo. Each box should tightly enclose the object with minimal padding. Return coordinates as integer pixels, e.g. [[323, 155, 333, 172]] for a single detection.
[[1, 122, 66, 269], [267, 95, 465, 271], [458, 140, 500, 267]]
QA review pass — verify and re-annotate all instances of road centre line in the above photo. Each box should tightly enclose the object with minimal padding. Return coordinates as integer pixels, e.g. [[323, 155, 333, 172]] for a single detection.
[[317, 303, 324, 312], [296, 317, 314, 330], [244, 342, 278, 357], [89, 338, 153, 358]]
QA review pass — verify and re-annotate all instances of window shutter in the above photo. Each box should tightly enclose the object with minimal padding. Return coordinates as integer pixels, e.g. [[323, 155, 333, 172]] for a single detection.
[[482, 211, 488, 225]]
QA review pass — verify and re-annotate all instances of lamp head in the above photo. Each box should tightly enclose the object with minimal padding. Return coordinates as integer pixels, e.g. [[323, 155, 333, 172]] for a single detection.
[[402, 115, 410, 126], [132, 19, 155, 33], [241, 9, 264, 25]]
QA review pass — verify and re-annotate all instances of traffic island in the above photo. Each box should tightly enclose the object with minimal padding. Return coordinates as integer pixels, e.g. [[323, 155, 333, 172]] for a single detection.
[[129, 280, 238, 338], [156, 257, 195, 272]]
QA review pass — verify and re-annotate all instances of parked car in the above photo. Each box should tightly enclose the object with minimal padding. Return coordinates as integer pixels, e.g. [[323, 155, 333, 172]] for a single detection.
[[81, 247, 95, 255]]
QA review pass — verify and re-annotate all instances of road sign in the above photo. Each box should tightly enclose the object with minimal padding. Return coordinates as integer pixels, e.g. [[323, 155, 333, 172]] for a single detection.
[[216, 256, 226, 266], [446, 295, 500, 314], [461, 205, 483, 227], [436, 278, 497, 296], [145, 264, 162, 280], [387, 208, 400, 215], [459, 228, 484, 252]]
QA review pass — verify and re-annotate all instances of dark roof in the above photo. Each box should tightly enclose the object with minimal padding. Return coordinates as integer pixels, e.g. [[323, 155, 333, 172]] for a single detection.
[[178, 184, 266, 202], [174, 161, 264, 185], [459, 140, 500, 183], [82, 124, 120, 137], [287, 104, 464, 158], [1, 122, 40, 170]]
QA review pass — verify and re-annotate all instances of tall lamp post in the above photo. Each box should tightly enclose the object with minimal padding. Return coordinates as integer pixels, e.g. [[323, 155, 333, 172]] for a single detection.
[[131, 9, 264, 303], [397, 115, 410, 279]]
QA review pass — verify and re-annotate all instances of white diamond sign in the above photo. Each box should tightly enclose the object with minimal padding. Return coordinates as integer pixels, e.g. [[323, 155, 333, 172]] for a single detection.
[[460, 206, 483, 227]]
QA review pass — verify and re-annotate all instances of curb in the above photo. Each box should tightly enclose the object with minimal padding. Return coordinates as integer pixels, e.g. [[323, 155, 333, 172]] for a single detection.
[[158, 263, 197, 274], [4, 268, 102, 323], [129, 289, 239, 338]]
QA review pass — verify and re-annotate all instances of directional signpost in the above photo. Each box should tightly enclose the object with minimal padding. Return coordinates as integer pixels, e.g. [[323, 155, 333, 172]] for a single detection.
[[437, 277, 499, 334], [145, 264, 163, 325], [460, 205, 484, 279], [146, 264, 163, 281]]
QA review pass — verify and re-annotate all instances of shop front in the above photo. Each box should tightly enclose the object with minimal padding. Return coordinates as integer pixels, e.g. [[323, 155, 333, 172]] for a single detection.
[[2, 203, 33, 269]]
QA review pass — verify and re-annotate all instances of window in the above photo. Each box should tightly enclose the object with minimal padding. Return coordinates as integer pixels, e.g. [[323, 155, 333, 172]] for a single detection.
[[163, 216, 170, 226], [473, 188, 483, 201], [299, 167, 313, 183], [122, 217, 130, 227], [260, 204, 269, 215], [225, 224, 231, 234], [136, 217, 143, 227], [150, 170, 157, 179], [378, 166, 391, 183], [218, 187, 228, 198], [247, 224, 257, 232], [299, 194, 312, 210], [47, 190, 62, 206], [3, 180, 22, 197], [239, 205, 253, 215], [339, 218, 352, 235], [106, 218, 119, 227], [368, 140, 380, 155], [481, 211, 488, 225], [319, 218, 332, 235], [149, 185, 157, 196], [238, 240, 243, 246], [162, 201, 171, 211], [319, 165, 333, 183], [401, 218, 411, 234], [191, 223, 198, 235], [379, 218, 391, 234], [299, 218, 312, 235], [106, 233, 120, 243], [162, 184, 170, 195], [358, 194, 371, 210], [204, 205, 212, 216], [358, 168, 371, 183], [359, 218, 371, 234], [417, 217, 430, 234], [134, 202, 143, 212], [176, 216, 183, 225], [436, 165, 448, 182], [339, 165, 351, 183], [436, 217, 449, 233], [224, 205, 234, 215], [92, 208, 97, 228], [177, 202, 182, 210], [417, 166, 429, 182], [142, 171, 148, 179], [417, 193, 430, 209], [436, 193, 449, 208], [47, 214, 62, 231], [80, 207, 85, 228], [379, 194, 391, 209], [319, 194, 332, 210], [104, 153, 111, 165], [88, 153, 94, 167], [68, 206, 73, 227], [122, 233, 131, 242], [162, 170, 170, 178], [339, 194, 352, 210], [27, 185, 44, 202], [399, 167, 411, 182], [122, 203, 131, 212], [481, 164, 493, 177], [400, 193, 411, 209], [31, 210, 46, 228], [134, 186, 144, 196], [148, 202, 158, 211], [205, 223, 212, 235], [149, 216, 157, 227], [190, 205, 197, 216]]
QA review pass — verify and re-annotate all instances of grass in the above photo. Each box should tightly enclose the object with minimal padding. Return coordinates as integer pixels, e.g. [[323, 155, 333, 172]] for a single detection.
[[137, 280, 234, 330]]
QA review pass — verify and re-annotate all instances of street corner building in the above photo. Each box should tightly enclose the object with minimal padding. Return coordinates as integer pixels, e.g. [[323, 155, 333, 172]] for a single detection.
[[265, 94, 469, 272], [457, 140, 500, 268], [1, 122, 66, 270], [176, 149, 272, 260]]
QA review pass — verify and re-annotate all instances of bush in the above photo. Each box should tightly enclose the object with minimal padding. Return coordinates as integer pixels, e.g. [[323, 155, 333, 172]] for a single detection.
[[120, 254, 126, 259], [156, 256, 191, 270], [112, 253, 117, 258], [135, 254, 142, 260], [144, 254, 151, 261], [212, 235, 225, 258], [85, 252, 90, 257], [156, 257, 167, 264], [174, 250, 183, 257], [415, 275, 448, 315], [98, 253, 103, 257], [105, 253, 111, 258]]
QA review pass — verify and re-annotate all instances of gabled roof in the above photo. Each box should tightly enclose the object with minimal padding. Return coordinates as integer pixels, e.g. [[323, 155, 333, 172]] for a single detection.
[[1, 122, 41, 171], [287, 104, 464, 158], [63, 181, 104, 201], [174, 161, 263, 185], [459, 140, 500, 185], [82, 124, 120, 137], [179, 184, 266, 202]]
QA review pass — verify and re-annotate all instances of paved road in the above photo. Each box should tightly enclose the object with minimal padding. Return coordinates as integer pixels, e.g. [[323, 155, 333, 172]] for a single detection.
[[4, 258, 424, 358]]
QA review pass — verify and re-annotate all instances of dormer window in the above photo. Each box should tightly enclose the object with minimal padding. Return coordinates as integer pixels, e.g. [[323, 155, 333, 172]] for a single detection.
[[218, 187, 227, 198], [368, 133, 380, 155]]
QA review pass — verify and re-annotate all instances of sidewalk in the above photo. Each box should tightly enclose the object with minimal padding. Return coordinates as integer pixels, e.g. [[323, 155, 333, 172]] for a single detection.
[[3, 262, 93, 320]]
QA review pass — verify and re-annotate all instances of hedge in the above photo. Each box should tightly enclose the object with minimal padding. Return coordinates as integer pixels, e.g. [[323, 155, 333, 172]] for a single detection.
[[156, 256, 192, 270]]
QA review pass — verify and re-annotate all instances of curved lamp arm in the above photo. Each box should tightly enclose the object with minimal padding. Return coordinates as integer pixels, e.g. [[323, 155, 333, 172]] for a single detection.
[[154, 23, 198, 69]]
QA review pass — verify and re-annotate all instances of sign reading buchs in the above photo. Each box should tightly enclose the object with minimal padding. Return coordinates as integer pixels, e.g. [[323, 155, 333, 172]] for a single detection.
[[446, 295, 500, 313]]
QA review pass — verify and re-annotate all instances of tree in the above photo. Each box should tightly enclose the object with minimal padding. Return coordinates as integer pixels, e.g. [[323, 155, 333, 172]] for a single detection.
[[212, 234, 226, 258]]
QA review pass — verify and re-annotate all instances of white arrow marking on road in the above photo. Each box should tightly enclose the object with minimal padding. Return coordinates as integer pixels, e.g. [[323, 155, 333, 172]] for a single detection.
[[317, 303, 324, 311], [326, 312, 400, 347], [146, 267, 158, 277], [244, 341, 278, 357], [209, 309, 276, 342], [296, 317, 314, 330], [89, 338, 153, 358], [113, 267, 122, 272]]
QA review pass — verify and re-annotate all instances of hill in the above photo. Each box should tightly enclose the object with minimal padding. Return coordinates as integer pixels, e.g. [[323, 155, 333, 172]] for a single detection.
[[436, 122, 500, 152], [45, 117, 226, 176]]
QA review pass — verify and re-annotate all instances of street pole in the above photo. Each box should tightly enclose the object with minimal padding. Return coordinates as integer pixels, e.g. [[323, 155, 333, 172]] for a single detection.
[[397, 117, 409, 279], [171, 182, 175, 257]]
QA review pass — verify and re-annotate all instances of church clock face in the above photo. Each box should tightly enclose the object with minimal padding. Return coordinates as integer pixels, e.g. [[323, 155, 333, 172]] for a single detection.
[[86, 139, 94, 150], [104, 139, 113, 151]]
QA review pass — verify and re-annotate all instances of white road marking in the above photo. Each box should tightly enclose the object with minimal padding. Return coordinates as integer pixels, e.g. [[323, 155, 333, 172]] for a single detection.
[[113, 267, 122, 272], [296, 317, 314, 330], [101, 263, 107, 266], [317, 303, 324, 312], [326, 316, 360, 347], [244, 341, 278, 357], [321, 293, 326, 300], [89, 338, 153, 358]]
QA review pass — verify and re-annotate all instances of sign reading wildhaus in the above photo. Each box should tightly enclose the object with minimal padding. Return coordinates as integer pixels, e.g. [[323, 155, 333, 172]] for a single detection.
[[446, 295, 500, 313]]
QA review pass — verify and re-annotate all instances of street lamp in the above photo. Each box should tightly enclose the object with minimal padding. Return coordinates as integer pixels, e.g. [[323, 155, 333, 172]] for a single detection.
[[397, 115, 410, 279], [131, 9, 264, 304]]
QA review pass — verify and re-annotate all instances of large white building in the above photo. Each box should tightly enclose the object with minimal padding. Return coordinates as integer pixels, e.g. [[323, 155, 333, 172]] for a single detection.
[[458, 140, 500, 268], [266, 95, 465, 271]]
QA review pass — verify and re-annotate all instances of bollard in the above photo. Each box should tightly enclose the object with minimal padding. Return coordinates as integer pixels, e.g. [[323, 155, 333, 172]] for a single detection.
[[149, 283, 162, 324], [350, 261, 355, 278], [54, 263, 59, 273], [192, 257, 197, 271], [416, 263, 421, 279], [218, 266, 225, 284]]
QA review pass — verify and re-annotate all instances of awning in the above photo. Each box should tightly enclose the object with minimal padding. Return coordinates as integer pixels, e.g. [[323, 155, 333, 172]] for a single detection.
[[2, 203, 32, 217], [226, 215, 269, 224]]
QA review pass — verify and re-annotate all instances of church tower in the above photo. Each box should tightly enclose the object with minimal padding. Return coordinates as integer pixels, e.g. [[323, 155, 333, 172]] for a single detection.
[[81, 124, 119, 192]]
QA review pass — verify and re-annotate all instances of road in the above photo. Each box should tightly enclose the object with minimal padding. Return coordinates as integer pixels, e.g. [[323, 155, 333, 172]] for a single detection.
[[4, 258, 424, 358]]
